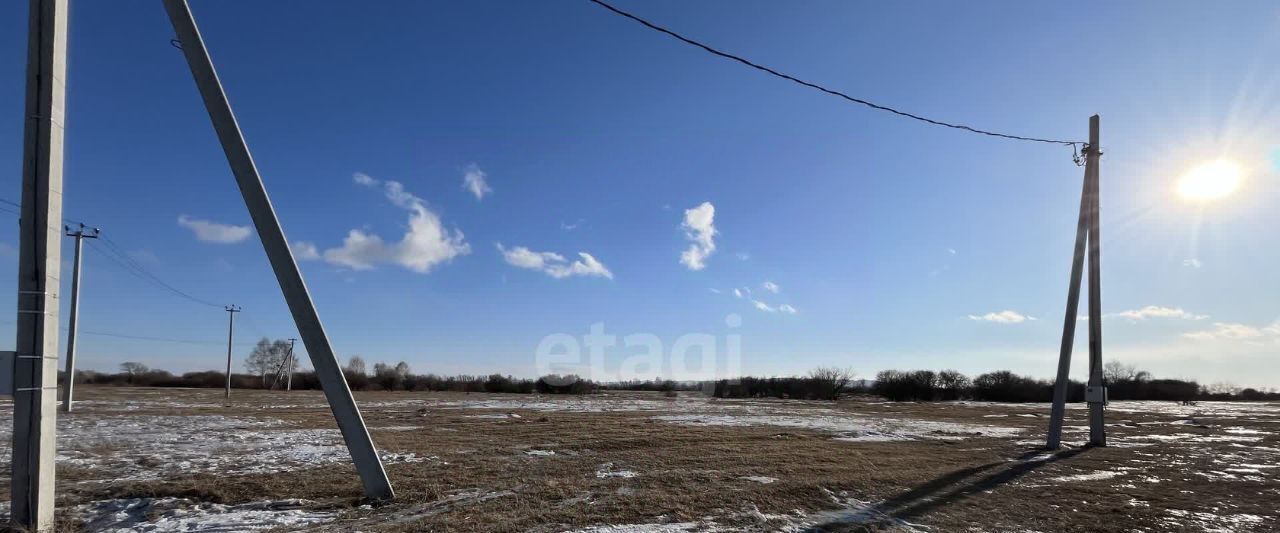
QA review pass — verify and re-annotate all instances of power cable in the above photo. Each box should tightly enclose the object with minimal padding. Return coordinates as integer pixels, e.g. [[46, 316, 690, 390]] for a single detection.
[[585, 0, 1085, 151], [85, 239, 223, 308]]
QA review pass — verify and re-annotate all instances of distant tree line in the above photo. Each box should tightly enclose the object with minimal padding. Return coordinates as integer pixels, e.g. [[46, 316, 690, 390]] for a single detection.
[[63, 354, 1280, 403], [708, 367, 856, 401], [65, 352, 600, 395], [868, 362, 1279, 402]]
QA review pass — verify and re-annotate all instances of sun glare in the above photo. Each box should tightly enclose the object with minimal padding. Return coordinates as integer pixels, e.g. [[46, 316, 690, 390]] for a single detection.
[[1177, 159, 1243, 201]]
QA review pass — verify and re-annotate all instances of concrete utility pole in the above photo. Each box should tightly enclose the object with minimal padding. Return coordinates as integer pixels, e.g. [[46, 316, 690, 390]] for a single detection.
[[12, 0, 68, 529], [224, 304, 240, 399], [162, 0, 394, 500], [61, 224, 99, 413], [285, 337, 296, 391], [1047, 116, 1106, 449]]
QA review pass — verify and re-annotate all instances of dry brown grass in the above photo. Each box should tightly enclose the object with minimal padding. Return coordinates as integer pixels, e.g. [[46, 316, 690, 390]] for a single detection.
[[2, 386, 1277, 531]]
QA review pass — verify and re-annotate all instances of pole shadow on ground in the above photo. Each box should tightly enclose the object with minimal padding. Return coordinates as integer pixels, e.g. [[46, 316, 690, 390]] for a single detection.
[[804, 446, 1091, 532]]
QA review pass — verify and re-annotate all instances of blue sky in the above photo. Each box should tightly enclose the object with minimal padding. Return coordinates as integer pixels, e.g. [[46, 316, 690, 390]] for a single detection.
[[2, 1, 1279, 386]]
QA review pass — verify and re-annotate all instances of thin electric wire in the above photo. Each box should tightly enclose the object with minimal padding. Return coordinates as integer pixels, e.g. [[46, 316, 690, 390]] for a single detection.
[[86, 239, 224, 308], [0, 196, 89, 227], [585, 0, 1084, 148]]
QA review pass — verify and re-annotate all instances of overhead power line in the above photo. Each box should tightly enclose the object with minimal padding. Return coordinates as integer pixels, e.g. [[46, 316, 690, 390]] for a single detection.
[[85, 239, 223, 308], [585, 0, 1084, 148], [0, 194, 226, 309]]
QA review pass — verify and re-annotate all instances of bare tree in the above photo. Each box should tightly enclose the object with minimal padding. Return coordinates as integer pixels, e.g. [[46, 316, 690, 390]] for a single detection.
[[345, 355, 368, 376], [120, 362, 149, 384], [1103, 361, 1137, 382], [245, 337, 293, 385], [809, 366, 855, 401], [372, 361, 411, 391]]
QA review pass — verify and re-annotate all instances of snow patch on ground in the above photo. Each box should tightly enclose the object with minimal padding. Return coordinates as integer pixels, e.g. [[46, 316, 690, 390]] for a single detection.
[[1050, 470, 1123, 482], [741, 476, 777, 484], [77, 497, 334, 532], [654, 413, 1021, 442], [597, 463, 639, 479], [0, 414, 425, 481]]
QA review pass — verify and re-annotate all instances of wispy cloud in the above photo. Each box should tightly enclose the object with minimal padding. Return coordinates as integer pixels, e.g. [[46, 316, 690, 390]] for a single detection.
[[761, 281, 780, 294], [736, 252, 750, 261], [320, 173, 470, 273], [1183, 258, 1202, 269], [461, 164, 492, 200], [294, 241, 321, 261], [680, 202, 717, 270], [1110, 306, 1207, 321], [752, 299, 798, 314], [177, 215, 251, 244], [1177, 320, 1280, 340], [497, 244, 613, 279], [968, 310, 1035, 323], [561, 219, 585, 231]]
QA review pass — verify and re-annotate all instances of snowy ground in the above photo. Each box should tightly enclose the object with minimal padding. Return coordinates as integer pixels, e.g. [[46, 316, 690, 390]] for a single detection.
[[0, 389, 1275, 531]]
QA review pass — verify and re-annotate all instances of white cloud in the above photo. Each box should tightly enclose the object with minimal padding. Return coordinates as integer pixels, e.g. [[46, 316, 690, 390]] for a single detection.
[[462, 164, 492, 200], [752, 300, 798, 314], [679, 202, 717, 270], [708, 288, 722, 294], [177, 215, 251, 244], [736, 252, 750, 261], [1110, 306, 1207, 321], [294, 241, 321, 261], [947, 248, 957, 255], [322, 173, 470, 273], [733, 287, 749, 299], [761, 281, 780, 294], [561, 219, 584, 231], [497, 244, 612, 279], [1184, 322, 1267, 341], [967, 310, 1035, 323], [1183, 258, 1202, 268]]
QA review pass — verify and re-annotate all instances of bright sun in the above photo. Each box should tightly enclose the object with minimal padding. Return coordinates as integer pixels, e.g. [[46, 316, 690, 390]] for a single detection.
[[1177, 159, 1243, 201]]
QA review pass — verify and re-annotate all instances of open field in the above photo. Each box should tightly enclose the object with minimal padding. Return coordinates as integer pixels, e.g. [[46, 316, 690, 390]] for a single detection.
[[0, 386, 1277, 531]]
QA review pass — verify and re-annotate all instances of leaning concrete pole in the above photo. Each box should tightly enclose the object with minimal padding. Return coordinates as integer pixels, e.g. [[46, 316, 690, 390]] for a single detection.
[[161, 0, 394, 500], [1046, 115, 1101, 450], [12, 0, 68, 528]]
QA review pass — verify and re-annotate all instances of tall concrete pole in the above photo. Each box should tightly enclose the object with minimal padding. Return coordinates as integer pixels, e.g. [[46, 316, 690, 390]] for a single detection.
[[224, 305, 240, 399], [285, 337, 296, 391], [61, 224, 99, 413], [162, 0, 394, 500], [1046, 116, 1102, 450], [1085, 116, 1106, 446], [12, 0, 68, 528]]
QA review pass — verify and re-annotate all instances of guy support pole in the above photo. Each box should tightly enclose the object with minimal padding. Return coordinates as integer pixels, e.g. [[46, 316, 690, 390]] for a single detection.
[[61, 224, 99, 412], [224, 305, 240, 399], [1046, 115, 1105, 449], [12, 0, 68, 528], [162, 0, 394, 500], [286, 337, 296, 391]]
